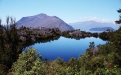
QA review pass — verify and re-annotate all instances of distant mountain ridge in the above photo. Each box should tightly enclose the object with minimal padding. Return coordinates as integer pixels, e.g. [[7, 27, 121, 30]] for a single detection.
[[17, 13, 74, 31], [69, 20, 119, 31]]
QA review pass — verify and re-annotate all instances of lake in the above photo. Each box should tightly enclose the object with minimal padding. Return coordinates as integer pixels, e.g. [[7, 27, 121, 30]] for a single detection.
[[31, 37, 106, 61]]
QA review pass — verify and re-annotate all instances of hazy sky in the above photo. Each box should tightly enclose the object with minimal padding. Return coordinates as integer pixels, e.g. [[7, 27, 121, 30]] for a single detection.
[[0, 0, 121, 23]]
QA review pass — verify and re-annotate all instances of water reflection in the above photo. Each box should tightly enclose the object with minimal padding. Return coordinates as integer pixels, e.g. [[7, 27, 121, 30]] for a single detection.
[[31, 37, 106, 61]]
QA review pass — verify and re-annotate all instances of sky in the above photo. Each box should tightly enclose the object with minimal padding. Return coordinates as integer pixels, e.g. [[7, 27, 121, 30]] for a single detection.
[[0, 0, 121, 24]]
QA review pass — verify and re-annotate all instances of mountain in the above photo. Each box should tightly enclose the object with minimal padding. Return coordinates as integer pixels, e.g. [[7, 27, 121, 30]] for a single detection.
[[69, 20, 119, 32], [89, 27, 115, 31], [17, 13, 74, 31]]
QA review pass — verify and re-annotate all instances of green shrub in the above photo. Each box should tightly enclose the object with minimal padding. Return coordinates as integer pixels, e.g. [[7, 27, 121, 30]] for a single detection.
[[11, 48, 43, 75]]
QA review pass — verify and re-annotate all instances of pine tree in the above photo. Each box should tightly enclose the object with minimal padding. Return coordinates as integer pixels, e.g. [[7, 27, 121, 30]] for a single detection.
[[115, 9, 121, 24]]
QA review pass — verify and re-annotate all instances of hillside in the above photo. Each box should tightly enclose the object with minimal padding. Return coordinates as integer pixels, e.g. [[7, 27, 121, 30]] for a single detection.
[[69, 20, 119, 31], [17, 13, 74, 31]]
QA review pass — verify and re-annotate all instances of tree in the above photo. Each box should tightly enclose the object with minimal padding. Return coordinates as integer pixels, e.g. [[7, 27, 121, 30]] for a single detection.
[[86, 42, 96, 56], [0, 19, 5, 52], [0, 17, 20, 68], [0, 17, 21, 75], [11, 48, 43, 75], [115, 9, 121, 24]]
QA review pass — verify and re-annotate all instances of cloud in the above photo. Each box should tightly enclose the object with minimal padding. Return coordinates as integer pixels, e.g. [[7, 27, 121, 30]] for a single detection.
[[79, 16, 114, 23]]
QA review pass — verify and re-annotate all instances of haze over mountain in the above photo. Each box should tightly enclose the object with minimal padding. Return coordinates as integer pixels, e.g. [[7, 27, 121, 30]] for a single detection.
[[69, 20, 120, 32], [17, 13, 74, 31]]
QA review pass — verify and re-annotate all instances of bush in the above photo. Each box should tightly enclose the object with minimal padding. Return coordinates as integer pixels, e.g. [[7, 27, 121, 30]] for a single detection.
[[11, 48, 43, 75]]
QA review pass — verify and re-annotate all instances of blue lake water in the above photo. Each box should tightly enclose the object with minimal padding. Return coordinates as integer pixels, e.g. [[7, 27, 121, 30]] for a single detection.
[[31, 37, 106, 61]]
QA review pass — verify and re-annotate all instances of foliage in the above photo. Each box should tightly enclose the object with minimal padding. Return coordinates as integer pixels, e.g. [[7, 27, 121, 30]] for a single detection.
[[0, 17, 21, 75], [0, 17, 61, 74], [10, 40, 121, 74], [1, 9, 121, 74], [115, 9, 121, 24], [11, 48, 43, 75], [8, 31, 121, 75], [0, 64, 9, 75]]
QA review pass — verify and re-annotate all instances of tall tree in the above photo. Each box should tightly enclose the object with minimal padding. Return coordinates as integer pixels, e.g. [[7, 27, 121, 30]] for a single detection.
[[115, 9, 121, 24]]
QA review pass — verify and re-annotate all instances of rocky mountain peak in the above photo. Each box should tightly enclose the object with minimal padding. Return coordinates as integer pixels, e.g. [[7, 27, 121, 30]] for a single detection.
[[17, 13, 74, 31]]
